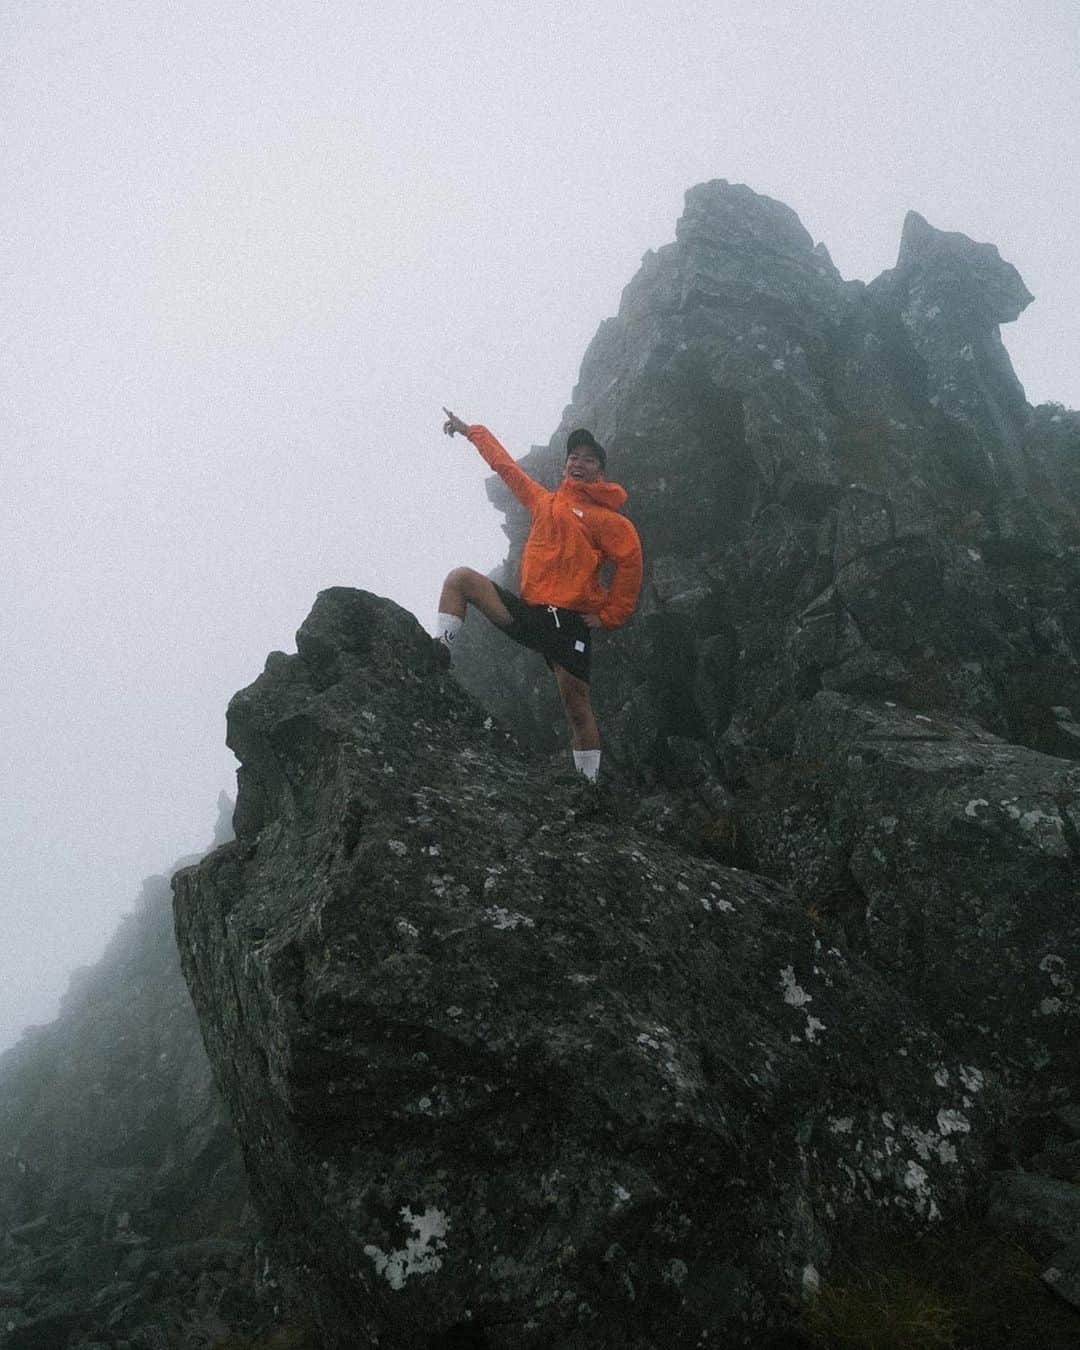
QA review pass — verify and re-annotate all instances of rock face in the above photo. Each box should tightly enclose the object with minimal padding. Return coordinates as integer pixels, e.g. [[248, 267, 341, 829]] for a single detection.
[[0, 806, 257, 1350], [453, 180, 1080, 776], [174, 589, 1002, 1348]]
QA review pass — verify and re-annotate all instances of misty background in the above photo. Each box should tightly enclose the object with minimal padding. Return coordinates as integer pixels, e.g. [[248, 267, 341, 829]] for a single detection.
[[2, 1, 1077, 1052]]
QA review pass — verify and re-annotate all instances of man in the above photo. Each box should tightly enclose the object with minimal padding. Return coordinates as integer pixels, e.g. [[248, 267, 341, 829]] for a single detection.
[[435, 410, 643, 783]]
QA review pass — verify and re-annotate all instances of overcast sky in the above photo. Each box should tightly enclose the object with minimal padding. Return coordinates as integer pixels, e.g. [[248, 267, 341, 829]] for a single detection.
[[2, 0, 1077, 1051]]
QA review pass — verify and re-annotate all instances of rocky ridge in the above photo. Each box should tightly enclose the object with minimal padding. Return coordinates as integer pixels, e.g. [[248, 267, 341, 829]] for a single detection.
[[3, 178, 1079, 1348], [0, 803, 259, 1350]]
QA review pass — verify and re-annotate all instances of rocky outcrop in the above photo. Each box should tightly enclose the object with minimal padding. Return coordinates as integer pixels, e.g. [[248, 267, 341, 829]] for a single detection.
[[437, 179, 1080, 1329], [9, 178, 1080, 1346], [174, 590, 1004, 1348], [453, 179, 1080, 773], [870, 210, 1034, 464], [0, 803, 258, 1350], [739, 694, 1080, 1077]]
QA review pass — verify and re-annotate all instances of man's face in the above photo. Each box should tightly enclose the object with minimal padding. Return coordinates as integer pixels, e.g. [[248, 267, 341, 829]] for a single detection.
[[564, 447, 604, 484]]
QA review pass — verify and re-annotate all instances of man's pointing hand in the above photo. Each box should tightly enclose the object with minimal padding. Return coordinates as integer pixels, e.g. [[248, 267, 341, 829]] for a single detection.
[[442, 407, 470, 438]]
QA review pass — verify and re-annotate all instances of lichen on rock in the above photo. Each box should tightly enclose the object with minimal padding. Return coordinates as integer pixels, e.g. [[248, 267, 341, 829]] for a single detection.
[[174, 588, 1002, 1348]]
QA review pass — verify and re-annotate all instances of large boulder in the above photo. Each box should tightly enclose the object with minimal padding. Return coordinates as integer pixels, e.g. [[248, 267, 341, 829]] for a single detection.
[[738, 693, 1080, 1077], [174, 589, 1002, 1349]]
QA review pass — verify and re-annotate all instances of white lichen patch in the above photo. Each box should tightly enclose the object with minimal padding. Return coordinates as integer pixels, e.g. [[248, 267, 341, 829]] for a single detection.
[[802, 1263, 821, 1295], [387, 839, 408, 856], [1001, 802, 1069, 854], [780, 966, 812, 1008], [663, 1258, 689, 1286], [958, 1065, 984, 1094], [1039, 955, 1074, 1002], [634, 1025, 696, 1091], [482, 905, 535, 931], [395, 918, 420, 939], [780, 966, 827, 1043], [828, 1116, 855, 1134], [964, 798, 989, 819], [363, 1207, 450, 1291], [700, 895, 735, 913], [934, 1067, 950, 1087], [612, 1183, 631, 1206], [903, 1160, 929, 1195], [936, 1109, 970, 1136]]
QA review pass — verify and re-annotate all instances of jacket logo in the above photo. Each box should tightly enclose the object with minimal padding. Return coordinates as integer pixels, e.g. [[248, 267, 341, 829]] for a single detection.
[[572, 508, 584, 518]]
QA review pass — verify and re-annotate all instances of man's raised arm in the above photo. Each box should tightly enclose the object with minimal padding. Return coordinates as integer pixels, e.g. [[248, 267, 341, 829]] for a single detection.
[[443, 408, 548, 514]]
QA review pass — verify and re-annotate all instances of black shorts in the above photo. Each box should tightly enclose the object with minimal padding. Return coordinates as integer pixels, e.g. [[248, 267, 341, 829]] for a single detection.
[[493, 584, 592, 683]]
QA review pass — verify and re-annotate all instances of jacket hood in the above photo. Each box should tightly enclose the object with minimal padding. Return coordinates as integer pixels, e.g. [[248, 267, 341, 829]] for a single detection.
[[559, 477, 629, 512]]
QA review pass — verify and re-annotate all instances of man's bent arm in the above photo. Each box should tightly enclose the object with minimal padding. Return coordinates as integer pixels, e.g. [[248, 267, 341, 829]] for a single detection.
[[466, 426, 549, 515], [597, 518, 644, 629]]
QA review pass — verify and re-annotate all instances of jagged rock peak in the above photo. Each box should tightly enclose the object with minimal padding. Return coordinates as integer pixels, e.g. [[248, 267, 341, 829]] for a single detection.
[[678, 179, 820, 258], [665, 178, 847, 302], [895, 209, 1035, 323]]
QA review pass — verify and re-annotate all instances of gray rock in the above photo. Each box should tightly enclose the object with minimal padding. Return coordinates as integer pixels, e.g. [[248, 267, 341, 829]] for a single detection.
[[175, 588, 1002, 1350], [1043, 1235, 1080, 1310], [1031, 1139, 1080, 1182], [741, 693, 1080, 1073], [129, 1326, 169, 1350], [987, 1171, 1080, 1248], [870, 210, 1033, 464]]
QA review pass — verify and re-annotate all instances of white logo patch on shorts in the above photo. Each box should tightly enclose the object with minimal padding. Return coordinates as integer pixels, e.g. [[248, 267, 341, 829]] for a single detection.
[[574, 639, 586, 652]]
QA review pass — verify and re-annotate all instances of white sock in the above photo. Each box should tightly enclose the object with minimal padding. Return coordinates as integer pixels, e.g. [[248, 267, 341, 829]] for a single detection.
[[436, 612, 463, 646], [573, 749, 601, 781]]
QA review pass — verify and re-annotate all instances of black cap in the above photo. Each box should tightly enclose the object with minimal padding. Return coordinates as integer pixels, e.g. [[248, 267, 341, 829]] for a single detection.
[[565, 428, 606, 471]]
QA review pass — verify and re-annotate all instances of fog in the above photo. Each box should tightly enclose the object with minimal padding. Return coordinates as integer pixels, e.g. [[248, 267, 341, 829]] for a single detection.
[[2, 1, 1077, 1051]]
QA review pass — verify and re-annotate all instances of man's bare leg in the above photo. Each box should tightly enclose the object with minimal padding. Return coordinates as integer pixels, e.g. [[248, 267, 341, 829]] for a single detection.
[[438, 567, 514, 627], [552, 663, 602, 780]]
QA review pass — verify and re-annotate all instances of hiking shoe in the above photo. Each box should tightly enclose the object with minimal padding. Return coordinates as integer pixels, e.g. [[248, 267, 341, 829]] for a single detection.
[[432, 637, 452, 671]]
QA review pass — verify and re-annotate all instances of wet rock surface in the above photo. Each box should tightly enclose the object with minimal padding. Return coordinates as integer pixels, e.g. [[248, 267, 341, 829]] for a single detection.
[[175, 589, 1005, 1348]]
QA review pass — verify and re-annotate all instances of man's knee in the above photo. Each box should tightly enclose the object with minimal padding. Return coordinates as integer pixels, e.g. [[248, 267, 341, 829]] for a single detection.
[[443, 565, 472, 589]]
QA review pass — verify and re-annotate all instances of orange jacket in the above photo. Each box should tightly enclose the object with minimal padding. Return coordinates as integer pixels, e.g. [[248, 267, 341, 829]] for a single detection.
[[468, 426, 643, 630]]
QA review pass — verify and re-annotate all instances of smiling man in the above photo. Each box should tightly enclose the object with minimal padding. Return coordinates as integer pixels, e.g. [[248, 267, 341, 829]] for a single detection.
[[435, 410, 643, 782]]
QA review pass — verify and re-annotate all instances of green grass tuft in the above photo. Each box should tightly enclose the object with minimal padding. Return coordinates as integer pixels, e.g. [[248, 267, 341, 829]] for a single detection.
[[803, 1222, 1080, 1350]]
